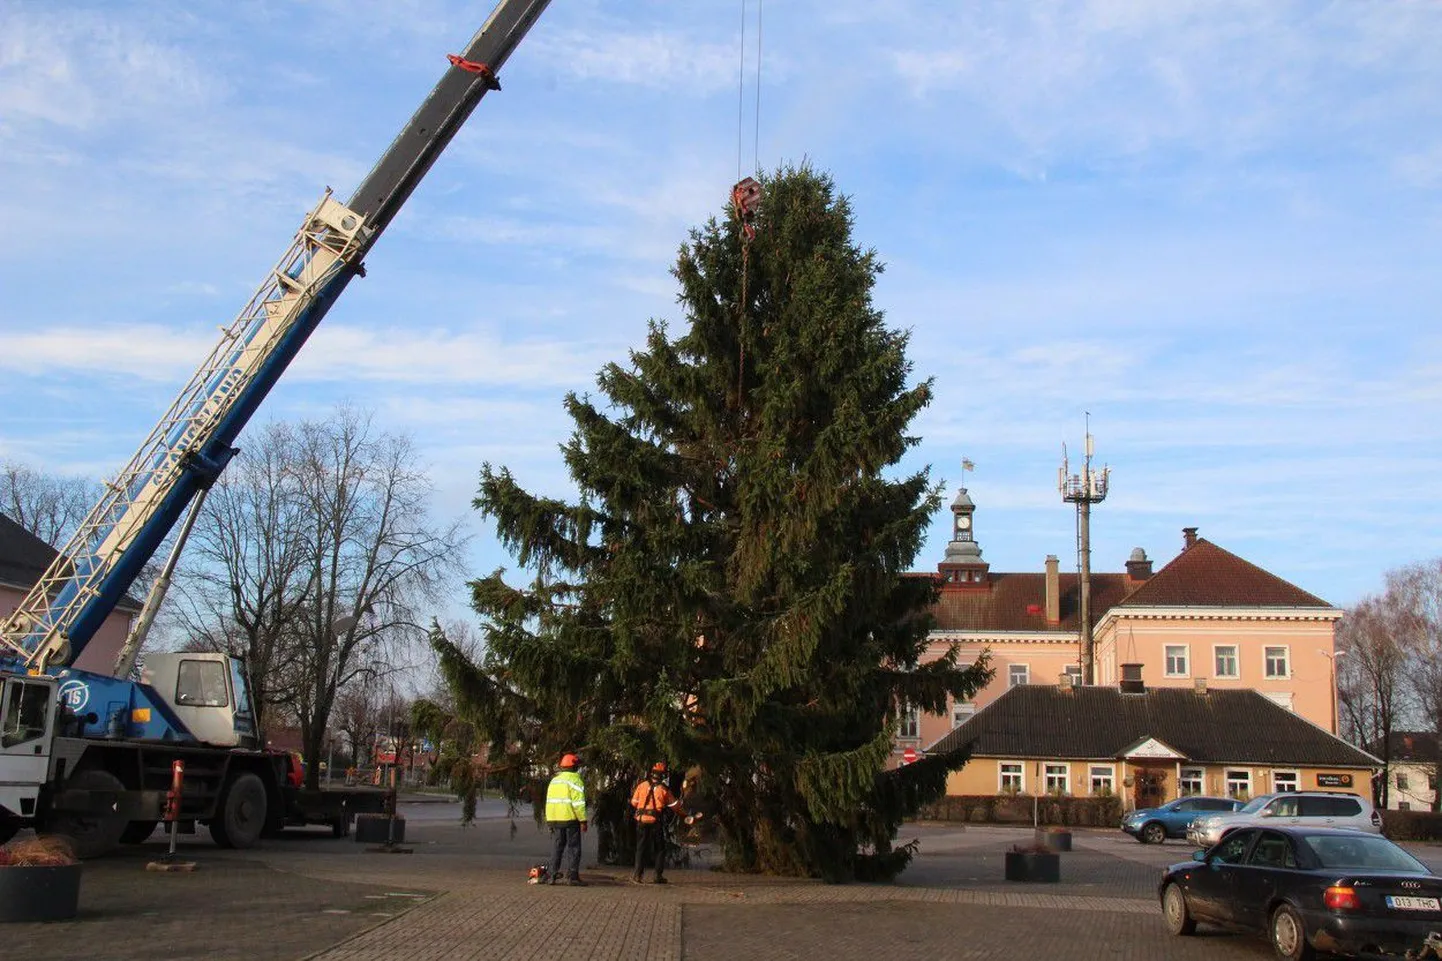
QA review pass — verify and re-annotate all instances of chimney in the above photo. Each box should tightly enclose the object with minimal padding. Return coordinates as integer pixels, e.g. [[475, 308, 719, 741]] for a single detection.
[[1182, 527, 1198, 551], [1194, 677, 1208, 695], [1044, 554, 1060, 624], [1125, 547, 1153, 582], [1120, 663, 1145, 694]]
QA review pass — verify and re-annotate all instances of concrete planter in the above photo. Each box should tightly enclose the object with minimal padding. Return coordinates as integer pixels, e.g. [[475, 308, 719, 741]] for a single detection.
[[1004, 850, 1060, 883], [354, 814, 405, 845], [1035, 828, 1072, 852], [0, 863, 82, 922]]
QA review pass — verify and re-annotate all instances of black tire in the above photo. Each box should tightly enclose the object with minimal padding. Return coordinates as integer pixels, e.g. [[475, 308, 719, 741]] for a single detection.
[[1162, 883, 1197, 936], [209, 772, 268, 849], [1270, 904, 1315, 961], [1142, 822, 1166, 845], [119, 821, 158, 844], [46, 769, 128, 858]]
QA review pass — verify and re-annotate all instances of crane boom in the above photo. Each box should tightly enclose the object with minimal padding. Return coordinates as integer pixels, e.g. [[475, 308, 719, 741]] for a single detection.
[[0, 0, 552, 673]]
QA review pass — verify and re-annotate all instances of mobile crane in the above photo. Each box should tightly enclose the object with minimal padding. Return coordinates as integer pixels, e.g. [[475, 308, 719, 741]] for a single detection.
[[0, 0, 552, 856]]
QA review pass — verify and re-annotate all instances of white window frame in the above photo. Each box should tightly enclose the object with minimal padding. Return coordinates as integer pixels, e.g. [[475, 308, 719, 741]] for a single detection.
[[1008, 664, 1029, 688], [1164, 644, 1190, 677], [1273, 770, 1299, 793], [1180, 767, 1204, 796], [951, 700, 975, 729], [1264, 645, 1291, 679], [1225, 769, 1252, 800], [898, 703, 920, 739], [1044, 763, 1069, 795], [999, 762, 1024, 794], [1213, 644, 1239, 679], [1089, 764, 1115, 796]]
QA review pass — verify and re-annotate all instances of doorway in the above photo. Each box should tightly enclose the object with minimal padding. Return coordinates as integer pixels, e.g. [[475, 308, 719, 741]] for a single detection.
[[1132, 765, 1169, 809]]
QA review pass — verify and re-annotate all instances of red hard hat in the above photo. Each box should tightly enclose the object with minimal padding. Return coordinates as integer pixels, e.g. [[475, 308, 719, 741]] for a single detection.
[[560, 753, 579, 768], [651, 762, 667, 774]]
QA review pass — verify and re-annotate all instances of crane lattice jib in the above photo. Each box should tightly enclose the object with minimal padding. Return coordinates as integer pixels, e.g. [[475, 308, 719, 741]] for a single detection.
[[0, 0, 553, 672]]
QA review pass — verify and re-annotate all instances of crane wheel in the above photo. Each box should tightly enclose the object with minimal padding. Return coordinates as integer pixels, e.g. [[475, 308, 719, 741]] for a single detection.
[[209, 772, 268, 849], [46, 769, 128, 858]]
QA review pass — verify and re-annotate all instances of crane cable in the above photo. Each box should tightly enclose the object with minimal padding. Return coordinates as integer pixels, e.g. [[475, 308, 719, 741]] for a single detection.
[[733, 0, 764, 407]]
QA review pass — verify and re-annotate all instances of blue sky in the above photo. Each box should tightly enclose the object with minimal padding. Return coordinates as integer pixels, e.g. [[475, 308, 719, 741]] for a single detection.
[[1, 0, 1438, 612]]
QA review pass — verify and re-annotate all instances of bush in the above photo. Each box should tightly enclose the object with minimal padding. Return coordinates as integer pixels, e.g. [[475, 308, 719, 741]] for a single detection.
[[1381, 809, 1442, 842], [917, 794, 1123, 827]]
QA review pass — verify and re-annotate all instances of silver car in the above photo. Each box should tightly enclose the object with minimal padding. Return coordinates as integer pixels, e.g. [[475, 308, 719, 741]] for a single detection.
[[1186, 791, 1382, 848]]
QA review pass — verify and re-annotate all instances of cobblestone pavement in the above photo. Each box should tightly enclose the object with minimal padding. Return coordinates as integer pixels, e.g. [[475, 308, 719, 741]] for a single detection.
[[13, 806, 1442, 961]]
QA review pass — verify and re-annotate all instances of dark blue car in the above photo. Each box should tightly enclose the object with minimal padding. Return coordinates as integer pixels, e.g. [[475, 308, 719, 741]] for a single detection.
[[1122, 796, 1243, 844]]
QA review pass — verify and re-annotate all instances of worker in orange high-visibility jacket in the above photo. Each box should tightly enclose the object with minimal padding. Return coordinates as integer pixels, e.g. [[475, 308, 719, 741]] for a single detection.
[[545, 753, 587, 885], [630, 762, 685, 884]]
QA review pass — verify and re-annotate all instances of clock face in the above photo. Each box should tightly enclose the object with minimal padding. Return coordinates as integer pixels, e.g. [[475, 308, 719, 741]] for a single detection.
[[957, 515, 972, 530]]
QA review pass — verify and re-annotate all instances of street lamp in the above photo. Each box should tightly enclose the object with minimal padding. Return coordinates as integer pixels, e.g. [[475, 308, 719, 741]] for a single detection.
[[1319, 649, 1348, 736]]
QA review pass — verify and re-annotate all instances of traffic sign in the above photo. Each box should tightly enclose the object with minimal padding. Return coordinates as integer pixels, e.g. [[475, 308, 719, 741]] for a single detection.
[[902, 747, 918, 765]]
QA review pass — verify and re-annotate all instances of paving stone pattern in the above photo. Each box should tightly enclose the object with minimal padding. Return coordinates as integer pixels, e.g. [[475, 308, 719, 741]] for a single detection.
[[19, 807, 1441, 961]]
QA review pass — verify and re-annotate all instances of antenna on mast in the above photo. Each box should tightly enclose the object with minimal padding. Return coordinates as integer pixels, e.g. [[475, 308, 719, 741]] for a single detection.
[[1059, 414, 1110, 686]]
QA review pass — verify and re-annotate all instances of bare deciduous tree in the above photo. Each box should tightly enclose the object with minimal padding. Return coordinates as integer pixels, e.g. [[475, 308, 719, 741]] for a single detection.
[[1394, 560, 1442, 809], [1338, 593, 1414, 809], [280, 406, 468, 788], [172, 406, 468, 785], [169, 425, 313, 732], [1, 460, 101, 547]]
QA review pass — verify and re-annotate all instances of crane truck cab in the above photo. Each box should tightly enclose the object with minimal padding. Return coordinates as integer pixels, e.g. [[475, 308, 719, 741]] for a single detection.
[[0, 673, 57, 844]]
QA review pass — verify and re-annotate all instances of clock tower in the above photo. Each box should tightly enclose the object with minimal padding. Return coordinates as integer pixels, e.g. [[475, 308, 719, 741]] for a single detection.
[[939, 485, 989, 587]]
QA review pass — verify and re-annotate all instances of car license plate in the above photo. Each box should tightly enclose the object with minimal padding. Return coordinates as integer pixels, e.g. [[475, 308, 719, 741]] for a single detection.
[[1386, 896, 1440, 911]]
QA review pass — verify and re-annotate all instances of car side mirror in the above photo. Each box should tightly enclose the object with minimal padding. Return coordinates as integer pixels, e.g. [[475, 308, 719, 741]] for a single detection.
[[1192, 850, 1208, 863]]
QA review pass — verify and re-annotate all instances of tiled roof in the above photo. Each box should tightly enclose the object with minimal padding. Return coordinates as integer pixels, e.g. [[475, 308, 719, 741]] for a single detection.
[[0, 512, 141, 612], [927, 684, 1378, 769], [0, 512, 63, 590], [930, 572, 1136, 633], [1117, 538, 1330, 609]]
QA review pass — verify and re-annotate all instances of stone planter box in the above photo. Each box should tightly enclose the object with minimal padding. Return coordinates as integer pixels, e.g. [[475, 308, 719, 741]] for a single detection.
[[354, 814, 405, 845], [0, 863, 82, 922], [1035, 828, 1072, 852], [1004, 850, 1060, 883]]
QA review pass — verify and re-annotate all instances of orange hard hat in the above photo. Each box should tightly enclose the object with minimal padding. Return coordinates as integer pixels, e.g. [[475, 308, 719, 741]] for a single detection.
[[651, 762, 667, 774], [559, 753, 579, 768]]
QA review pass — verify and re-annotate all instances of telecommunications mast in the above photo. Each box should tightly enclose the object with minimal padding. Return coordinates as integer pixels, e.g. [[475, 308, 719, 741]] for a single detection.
[[1059, 416, 1110, 685]]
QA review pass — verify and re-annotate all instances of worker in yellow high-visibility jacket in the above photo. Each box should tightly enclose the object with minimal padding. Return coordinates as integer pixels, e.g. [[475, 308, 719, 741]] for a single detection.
[[545, 752, 587, 885]]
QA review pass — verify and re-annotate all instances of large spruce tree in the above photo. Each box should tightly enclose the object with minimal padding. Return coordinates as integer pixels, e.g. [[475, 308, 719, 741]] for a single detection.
[[435, 165, 990, 881]]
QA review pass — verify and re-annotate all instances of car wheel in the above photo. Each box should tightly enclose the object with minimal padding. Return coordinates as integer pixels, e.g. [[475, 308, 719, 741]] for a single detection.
[[1162, 883, 1196, 936], [1142, 822, 1166, 845], [1270, 904, 1315, 961]]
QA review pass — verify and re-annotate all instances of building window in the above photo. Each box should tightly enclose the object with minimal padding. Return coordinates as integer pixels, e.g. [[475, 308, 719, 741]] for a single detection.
[[1430, 773, 1438, 791], [1214, 645, 1239, 678], [1045, 764, 1069, 795], [1397, 772, 1411, 791], [1273, 771, 1299, 793], [1089, 765, 1114, 796], [1264, 646, 1290, 679], [1400, 801, 1412, 811], [1000, 763, 1023, 794], [898, 703, 919, 739], [1226, 769, 1252, 800], [1180, 768, 1204, 796], [1008, 664, 1029, 688], [1164, 645, 1189, 677], [951, 700, 975, 728]]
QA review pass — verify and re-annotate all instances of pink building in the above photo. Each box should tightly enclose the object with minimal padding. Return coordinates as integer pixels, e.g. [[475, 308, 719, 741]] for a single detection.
[[0, 513, 140, 674], [895, 488, 1343, 773]]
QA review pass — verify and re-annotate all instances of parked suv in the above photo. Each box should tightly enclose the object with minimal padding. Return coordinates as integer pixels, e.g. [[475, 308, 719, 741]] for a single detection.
[[1121, 796, 1243, 844], [1186, 791, 1382, 848]]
